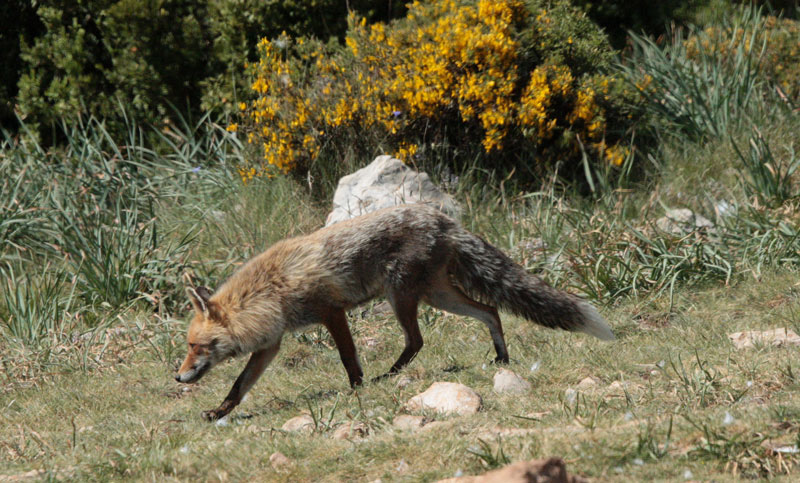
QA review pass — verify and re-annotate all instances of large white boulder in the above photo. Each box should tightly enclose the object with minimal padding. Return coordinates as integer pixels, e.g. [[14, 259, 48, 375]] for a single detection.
[[326, 155, 460, 226]]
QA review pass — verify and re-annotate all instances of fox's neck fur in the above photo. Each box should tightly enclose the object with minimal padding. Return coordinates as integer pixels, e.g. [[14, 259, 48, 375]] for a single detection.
[[209, 239, 333, 355]]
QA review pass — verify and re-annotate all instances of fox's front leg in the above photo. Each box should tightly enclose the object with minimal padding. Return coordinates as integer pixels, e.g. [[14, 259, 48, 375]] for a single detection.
[[322, 307, 364, 387], [202, 343, 280, 421]]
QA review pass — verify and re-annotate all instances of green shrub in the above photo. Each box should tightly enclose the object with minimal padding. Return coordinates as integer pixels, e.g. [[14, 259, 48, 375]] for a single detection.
[[14, 0, 404, 143], [235, 0, 645, 185], [620, 7, 769, 141], [572, 0, 701, 49], [0, 0, 43, 131]]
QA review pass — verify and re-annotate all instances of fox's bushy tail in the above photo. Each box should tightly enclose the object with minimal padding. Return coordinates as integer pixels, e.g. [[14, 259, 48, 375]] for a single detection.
[[447, 229, 615, 340]]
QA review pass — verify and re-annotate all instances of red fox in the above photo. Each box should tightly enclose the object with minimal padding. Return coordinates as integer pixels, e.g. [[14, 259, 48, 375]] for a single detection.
[[176, 204, 614, 420]]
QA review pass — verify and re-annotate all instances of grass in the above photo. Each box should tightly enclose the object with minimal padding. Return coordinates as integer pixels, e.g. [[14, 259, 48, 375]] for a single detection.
[[2, 5, 800, 481], [2, 271, 800, 480]]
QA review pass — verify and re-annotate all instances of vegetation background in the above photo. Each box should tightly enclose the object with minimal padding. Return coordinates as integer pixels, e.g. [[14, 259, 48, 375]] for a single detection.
[[2, 0, 800, 480]]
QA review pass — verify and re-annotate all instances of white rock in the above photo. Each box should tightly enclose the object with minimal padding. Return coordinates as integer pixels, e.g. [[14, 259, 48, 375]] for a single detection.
[[326, 155, 460, 226], [332, 421, 368, 440], [281, 414, 315, 433], [393, 414, 426, 431], [656, 208, 714, 235], [722, 411, 735, 425], [576, 377, 599, 390], [395, 376, 413, 389], [396, 459, 410, 473], [606, 381, 627, 392], [269, 451, 292, 471], [493, 369, 532, 394], [728, 328, 800, 350], [405, 382, 482, 416]]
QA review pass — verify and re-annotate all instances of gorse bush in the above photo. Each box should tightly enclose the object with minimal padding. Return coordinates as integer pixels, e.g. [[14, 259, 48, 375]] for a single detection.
[[236, 0, 643, 182]]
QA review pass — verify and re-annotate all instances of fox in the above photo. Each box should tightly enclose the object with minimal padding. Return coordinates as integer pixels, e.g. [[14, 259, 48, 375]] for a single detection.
[[175, 203, 614, 421]]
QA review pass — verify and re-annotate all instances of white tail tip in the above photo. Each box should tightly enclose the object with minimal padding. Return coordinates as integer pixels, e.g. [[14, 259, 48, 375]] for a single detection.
[[577, 302, 615, 341]]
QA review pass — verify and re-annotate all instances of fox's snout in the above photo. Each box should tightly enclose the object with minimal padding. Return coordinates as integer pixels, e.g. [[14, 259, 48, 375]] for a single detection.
[[175, 348, 212, 384], [175, 360, 210, 384]]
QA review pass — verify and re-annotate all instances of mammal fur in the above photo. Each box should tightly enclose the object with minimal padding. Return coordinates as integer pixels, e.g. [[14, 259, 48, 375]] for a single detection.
[[175, 204, 614, 420]]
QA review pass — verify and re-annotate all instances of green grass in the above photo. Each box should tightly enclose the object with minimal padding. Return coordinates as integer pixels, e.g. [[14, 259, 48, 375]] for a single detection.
[[2, 271, 800, 480]]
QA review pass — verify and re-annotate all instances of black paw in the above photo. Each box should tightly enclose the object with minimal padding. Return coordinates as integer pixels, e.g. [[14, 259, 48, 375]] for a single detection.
[[493, 355, 510, 364], [201, 409, 225, 421]]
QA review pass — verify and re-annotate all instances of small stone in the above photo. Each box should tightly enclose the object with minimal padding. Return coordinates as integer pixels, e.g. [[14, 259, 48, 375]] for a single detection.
[[607, 381, 627, 393], [406, 382, 482, 416], [332, 421, 368, 440], [722, 411, 734, 425], [269, 451, 292, 471], [396, 459, 409, 473], [281, 414, 315, 433], [361, 337, 379, 349], [396, 376, 413, 389], [576, 377, 599, 390], [656, 208, 714, 235], [493, 369, 532, 395], [393, 414, 426, 431], [728, 328, 800, 350]]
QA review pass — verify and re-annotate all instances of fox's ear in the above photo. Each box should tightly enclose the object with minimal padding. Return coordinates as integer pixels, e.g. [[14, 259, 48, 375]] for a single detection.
[[186, 286, 212, 315]]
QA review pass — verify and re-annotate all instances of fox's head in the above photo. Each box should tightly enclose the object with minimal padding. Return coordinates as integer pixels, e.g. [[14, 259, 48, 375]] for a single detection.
[[175, 286, 234, 384]]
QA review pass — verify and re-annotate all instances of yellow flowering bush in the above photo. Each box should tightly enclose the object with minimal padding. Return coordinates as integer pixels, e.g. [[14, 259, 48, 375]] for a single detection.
[[236, 0, 639, 179]]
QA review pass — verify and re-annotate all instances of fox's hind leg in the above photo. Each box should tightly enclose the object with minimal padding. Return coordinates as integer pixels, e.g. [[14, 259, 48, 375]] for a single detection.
[[375, 291, 423, 380], [321, 307, 364, 388], [201, 342, 281, 421], [423, 274, 509, 363]]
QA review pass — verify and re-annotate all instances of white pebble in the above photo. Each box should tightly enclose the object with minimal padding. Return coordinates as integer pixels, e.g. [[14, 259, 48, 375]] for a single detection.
[[722, 411, 734, 425], [530, 361, 541, 372]]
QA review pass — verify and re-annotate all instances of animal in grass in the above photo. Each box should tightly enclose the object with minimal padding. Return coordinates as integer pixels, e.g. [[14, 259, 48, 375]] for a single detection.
[[175, 204, 614, 421]]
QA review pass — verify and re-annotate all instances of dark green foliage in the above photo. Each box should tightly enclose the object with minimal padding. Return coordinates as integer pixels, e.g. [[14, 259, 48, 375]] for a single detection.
[[11, 0, 405, 142], [0, 0, 44, 131], [572, 0, 701, 48]]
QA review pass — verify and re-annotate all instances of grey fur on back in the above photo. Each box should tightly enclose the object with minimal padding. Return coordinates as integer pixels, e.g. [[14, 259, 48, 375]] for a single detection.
[[318, 203, 613, 340]]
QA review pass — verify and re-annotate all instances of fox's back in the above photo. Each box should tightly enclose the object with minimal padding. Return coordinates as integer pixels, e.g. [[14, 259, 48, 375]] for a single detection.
[[312, 204, 459, 307], [213, 204, 458, 325]]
